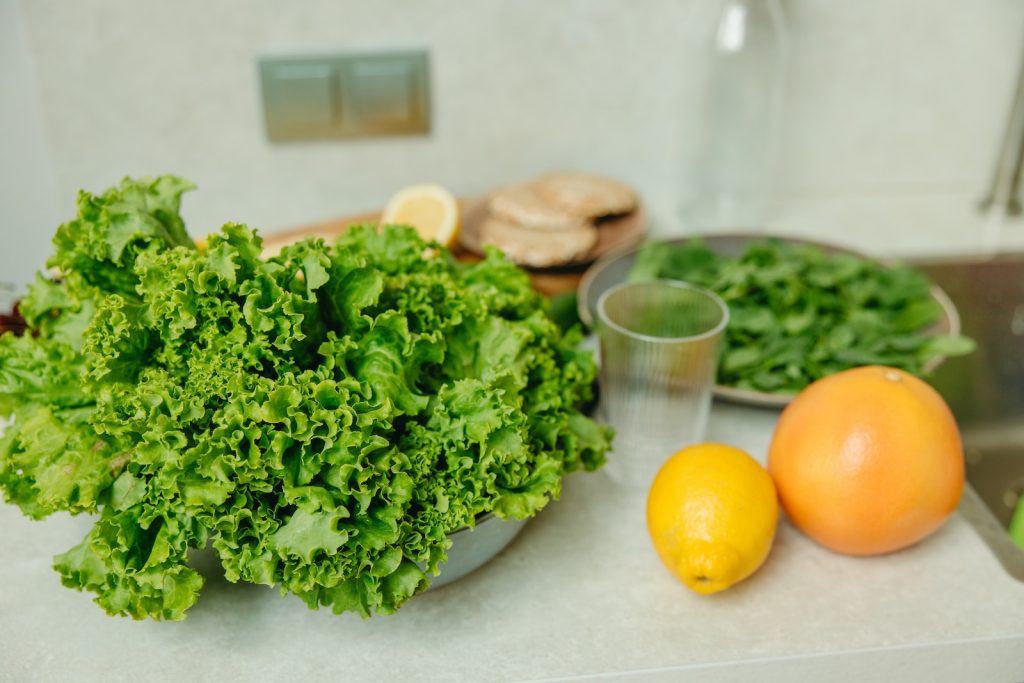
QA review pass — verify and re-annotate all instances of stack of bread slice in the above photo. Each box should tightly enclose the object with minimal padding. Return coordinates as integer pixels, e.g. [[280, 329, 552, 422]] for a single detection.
[[463, 172, 640, 268]]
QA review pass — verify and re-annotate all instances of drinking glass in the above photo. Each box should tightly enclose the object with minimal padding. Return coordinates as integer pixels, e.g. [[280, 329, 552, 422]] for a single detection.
[[596, 279, 729, 488]]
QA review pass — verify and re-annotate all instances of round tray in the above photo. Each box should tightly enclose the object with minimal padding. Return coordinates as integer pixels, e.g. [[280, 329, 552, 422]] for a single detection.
[[577, 233, 962, 408]]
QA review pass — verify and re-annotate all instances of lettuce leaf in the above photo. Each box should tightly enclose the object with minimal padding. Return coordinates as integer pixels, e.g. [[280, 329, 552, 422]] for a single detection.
[[0, 176, 611, 620]]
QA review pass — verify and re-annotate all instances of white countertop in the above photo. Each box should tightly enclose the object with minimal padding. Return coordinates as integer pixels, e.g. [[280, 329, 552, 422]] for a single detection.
[[2, 401, 1023, 682], [3, 191, 1024, 682]]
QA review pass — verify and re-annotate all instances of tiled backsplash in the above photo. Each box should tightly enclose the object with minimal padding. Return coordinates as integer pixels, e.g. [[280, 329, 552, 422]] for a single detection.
[[3, 0, 1023, 288]]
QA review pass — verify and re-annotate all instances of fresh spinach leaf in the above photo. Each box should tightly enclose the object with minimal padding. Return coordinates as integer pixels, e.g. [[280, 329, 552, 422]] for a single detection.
[[627, 238, 975, 395]]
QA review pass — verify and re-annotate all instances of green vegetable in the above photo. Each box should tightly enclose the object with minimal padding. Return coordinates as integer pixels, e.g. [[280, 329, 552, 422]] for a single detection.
[[548, 291, 581, 333], [1009, 495, 1024, 551], [0, 176, 611, 620], [628, 238, 975, 395]]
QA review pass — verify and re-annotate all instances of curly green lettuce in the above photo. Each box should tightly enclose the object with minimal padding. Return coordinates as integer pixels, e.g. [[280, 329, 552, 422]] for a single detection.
[[0, 175, 611, 620]]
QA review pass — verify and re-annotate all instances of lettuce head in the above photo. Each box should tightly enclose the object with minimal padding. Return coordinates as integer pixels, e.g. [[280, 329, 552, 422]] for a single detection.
[[0, 176, 611, 620]]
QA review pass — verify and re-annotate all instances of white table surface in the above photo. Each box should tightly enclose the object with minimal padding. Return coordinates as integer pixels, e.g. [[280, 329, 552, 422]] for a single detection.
[[2, 401, 1023, 683]]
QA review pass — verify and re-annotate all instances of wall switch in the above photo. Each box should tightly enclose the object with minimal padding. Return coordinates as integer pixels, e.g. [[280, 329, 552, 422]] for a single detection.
[[259, 51, 430, 141], [259, 61, 337, 140]]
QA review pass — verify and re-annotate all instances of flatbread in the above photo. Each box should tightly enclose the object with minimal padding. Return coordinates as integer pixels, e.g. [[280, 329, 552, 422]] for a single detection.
[[533, 172, 637, 218], [479, 216, 598, 268], [488, 183, 588, 231]]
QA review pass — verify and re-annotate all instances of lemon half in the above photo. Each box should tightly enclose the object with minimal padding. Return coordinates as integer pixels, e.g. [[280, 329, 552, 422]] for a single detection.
[[381, 183, 461, 249]]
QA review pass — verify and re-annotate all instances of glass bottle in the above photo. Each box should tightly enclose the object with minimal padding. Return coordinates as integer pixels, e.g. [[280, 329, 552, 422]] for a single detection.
[[682, 0, 790, 230]]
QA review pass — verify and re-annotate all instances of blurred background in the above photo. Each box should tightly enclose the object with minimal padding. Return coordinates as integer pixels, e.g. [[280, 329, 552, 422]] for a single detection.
[[3, 0, 1024, 291]]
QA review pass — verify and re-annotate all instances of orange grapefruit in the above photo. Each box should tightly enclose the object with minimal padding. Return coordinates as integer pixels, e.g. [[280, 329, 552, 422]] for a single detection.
[[767, 365, 964, 556]]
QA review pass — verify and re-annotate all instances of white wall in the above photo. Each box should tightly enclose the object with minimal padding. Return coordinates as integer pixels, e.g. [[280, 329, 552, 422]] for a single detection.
[[2, 0, 1023, 289], [0, 0, 59, 294]]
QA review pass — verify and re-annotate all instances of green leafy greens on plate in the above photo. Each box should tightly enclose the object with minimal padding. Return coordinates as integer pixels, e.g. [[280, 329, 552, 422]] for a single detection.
[[629, 237, 975, 396], [0, 176, 611, 620]]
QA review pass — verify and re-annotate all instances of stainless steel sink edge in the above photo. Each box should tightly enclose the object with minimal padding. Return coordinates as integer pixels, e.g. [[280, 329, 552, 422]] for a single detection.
[[958, 484, 1024, 582], [913, 253, 1024, 582]]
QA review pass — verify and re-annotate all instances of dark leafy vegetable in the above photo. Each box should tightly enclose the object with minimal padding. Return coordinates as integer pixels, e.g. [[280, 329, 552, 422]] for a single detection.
[[548, 291, 581, 333], [0, 299, 26, 337], [0, 176, 611, 620], [629, 238, 975, 395]]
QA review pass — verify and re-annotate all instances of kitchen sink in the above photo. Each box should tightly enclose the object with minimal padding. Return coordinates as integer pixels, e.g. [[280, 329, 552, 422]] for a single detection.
[[915, 253, 1024, 580]]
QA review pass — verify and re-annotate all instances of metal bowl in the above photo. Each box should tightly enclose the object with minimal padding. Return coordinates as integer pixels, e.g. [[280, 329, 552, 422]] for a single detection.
[[577, 233, 962, 408], [428, 514, 528, 590]]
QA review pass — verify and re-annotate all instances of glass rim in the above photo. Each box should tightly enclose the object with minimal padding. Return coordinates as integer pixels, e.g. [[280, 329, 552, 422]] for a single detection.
[[595, 279, 730, 344]]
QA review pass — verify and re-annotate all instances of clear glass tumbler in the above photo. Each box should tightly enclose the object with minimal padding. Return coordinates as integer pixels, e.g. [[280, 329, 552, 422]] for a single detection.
[[596, 280, 729, 488]]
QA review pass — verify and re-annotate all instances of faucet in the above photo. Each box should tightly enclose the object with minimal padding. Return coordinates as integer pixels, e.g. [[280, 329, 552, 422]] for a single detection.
[[980, 49, 1024, 217]]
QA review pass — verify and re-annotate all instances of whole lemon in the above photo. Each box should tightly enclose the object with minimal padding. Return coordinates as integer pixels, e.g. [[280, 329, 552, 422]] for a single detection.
[[646, 443, 779, 594]]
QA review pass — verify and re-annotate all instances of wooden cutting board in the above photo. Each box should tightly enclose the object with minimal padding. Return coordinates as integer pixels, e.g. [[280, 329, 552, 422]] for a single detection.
[[260, 199, 645, 297]]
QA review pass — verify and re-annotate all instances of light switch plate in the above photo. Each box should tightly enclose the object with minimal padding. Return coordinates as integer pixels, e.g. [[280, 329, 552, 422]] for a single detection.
[[259, 51, 430, 141]]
